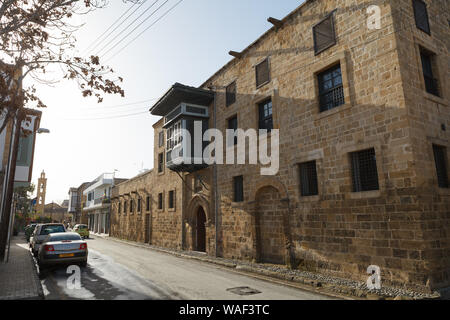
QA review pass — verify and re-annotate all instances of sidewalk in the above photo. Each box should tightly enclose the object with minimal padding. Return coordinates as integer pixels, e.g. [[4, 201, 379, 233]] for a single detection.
[[0, 234, 44, 300], [95, 234, 442, 300]]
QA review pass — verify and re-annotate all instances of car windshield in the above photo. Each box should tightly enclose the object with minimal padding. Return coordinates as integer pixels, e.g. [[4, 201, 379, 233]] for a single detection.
[[79, 225, 87, 229], [48, 234, 81, 242], [40, 225, 65, 235]]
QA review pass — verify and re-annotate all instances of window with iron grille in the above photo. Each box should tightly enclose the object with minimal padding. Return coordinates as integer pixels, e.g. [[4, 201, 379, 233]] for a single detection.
[[258, 99, 273, 131], [351, 148, 380, 192], [313, 13, 336, 55], [158, 131, 164, 147], [158, 153, 164, 173], [168, 190, 175, 209], [318, 64, 345, 112], [420, 49, 439, 96], [146, 196, 150, 211], [137, 198, 141, 213], [158, 193, 163, 210], [413, 0, 430, 34], [226, 81, 236, 107], [299, 161, 319, 196], [433, 145, 449, 188], [255, 58, 270, 88], [233, 176, 244, 202], [228, 115, 238, 146]]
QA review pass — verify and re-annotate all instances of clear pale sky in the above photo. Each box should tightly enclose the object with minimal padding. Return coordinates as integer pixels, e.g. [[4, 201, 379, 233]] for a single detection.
[[30, 0, 303, 203]]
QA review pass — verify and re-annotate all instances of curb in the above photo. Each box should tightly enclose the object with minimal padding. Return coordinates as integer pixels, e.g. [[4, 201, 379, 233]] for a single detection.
[[27, 246, 45, 300], [94, 235, 437, 300]]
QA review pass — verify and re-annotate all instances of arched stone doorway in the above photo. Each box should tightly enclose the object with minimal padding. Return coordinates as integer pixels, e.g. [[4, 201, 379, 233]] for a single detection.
[[255, 186, 286, 264], [196, 207, 207, 252]]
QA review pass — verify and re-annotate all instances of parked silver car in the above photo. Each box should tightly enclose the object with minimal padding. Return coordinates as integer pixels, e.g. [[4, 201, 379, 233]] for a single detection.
[[37, 232, 88, 269], [30, 223, 66, 257]]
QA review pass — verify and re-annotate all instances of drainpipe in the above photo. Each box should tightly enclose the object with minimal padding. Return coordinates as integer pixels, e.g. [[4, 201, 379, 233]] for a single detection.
[[213, 90, 219, 258]]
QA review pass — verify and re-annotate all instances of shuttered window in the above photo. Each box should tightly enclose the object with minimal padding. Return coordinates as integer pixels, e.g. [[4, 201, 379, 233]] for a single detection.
[[313, 13, 336, 55], [233, 176, 244, 202], [420, 49, 439, 96], [351, 148, 380, 192], [255, 58, 270, 88], [299, 161, 319, 196], [413, 0, 430, 34], [226, 81, 236, 107], [433, 145, 449, 188]]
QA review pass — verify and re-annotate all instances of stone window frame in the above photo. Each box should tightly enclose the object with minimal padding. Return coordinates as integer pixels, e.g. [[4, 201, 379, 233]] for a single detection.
[[412, 38, 448, 105], [168, 189, 176, 212], [291, 149, 324, 202], [312, 51, 354, 121], [339, 140, 385, 199]]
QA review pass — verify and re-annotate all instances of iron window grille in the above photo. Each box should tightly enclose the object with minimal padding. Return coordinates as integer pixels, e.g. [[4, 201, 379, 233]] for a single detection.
[[313, 12, 337, 55], [420, 49, 439, 96], [168, 191, 175, 209], [158, 153, 164, 173], [299, 161, 319, 196], [258, 99, 273, 131], [158, 193, 163, 210], [228, 115, 238, 146], [226, 81, 237, 107], [255, 58, 270, 88], [351, 148, 380, 192], [233, 176, 244, 202], [318, 64, 345, 112], [146, 196, 150, 211], [433, 145, 449, 188], [413, 0, 431, 35]]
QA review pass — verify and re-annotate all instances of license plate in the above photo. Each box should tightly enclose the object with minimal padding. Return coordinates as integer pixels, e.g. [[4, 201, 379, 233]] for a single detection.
[[59, 253, 74, 258]]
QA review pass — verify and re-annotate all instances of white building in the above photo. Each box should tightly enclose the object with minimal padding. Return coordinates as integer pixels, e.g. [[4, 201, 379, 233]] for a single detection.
[[82, 173, 115, 235]]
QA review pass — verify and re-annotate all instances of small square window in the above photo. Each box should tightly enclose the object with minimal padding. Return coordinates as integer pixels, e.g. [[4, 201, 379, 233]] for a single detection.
[[313, 13, 336, 55], [351, 148, 380, 192], [413, 0, 430, 34], [255, 59, 270, 88], [158, 193, 163, 210], [299, 161, 319, 196], [318, 64, 345, 112], [258, 99, 273, 131], [233, 176, 244, 202], [168, 190, 175, 209], [226, 81, 236, 106], [433, 145, 449, 188]]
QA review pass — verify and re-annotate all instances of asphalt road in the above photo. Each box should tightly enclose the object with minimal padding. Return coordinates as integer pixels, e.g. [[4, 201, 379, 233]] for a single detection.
[[38, 236, 336, 300]]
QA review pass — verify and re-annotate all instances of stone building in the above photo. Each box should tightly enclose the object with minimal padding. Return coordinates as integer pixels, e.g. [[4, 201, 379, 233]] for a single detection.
[[112, 0, 450, 293], [68, 182, 90, 224]]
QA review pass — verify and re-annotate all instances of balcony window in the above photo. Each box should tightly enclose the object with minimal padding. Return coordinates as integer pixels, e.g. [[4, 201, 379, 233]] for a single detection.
[[166, 120, 182, 151], [420, 49, 440, 96], [318, 64, 345, 112], [258, 99, 273, 131]]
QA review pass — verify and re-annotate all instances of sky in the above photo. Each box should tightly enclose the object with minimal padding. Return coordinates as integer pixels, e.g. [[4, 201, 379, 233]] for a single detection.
[[29, 0, 303, 203]]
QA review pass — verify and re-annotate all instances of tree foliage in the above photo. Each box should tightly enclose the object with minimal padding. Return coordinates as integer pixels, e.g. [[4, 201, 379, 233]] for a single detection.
[[0, 0, 139, 133]]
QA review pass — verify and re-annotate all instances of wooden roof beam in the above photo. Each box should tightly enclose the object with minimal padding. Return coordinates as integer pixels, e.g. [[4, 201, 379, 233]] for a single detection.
[[268, 17, 283, 29], [228, 51, 243, 59]]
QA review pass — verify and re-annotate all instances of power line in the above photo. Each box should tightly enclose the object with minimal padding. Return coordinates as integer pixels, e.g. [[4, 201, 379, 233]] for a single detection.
[[96, 0, 163, 57], [63, 110, 149, 121], [88, 0, 150, 56], [105, 0, 184, 62], [76, 97, 158, 110], [83, 1, 140, 55]]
